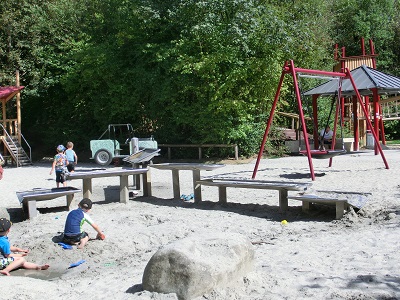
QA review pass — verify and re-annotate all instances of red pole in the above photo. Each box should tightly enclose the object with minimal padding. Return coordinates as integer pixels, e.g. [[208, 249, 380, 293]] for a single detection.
[[334, 44, 338, 60], [352, 96, 359, 151], [361, 38, 365, 56], [312, 95, 319, 149], [369, 39, 377, 69], [329, 78, 342, 167], [328, 100, 339, 167], [288, 67, 346, 78], [252, 63, 288, 179], [379, 103, 386, 145], [346, 69, 389, 169], [290, 60, 316, 180], [372, 88, 380, 155]]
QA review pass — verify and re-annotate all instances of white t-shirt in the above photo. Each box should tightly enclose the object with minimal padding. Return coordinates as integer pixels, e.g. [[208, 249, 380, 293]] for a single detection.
[[320, 128, 333, 139]]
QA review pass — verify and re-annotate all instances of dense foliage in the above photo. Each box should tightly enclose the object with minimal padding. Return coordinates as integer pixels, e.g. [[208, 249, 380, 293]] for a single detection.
[[1, 0, 399, 159]]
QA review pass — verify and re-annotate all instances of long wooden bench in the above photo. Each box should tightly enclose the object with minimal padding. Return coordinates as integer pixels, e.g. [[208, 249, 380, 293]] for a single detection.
[[195, 178, 310, 212]]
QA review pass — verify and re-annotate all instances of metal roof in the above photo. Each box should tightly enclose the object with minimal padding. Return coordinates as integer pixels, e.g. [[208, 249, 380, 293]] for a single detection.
[[0, 86, 24, 102], [303, 65, 400, 97]]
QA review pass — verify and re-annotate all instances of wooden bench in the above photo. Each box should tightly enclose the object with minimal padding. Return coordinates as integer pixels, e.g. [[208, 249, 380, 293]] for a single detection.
[[195, 178, 310, 212], [288, 192, 369, 219], [150, 163, 225, 201], [158, 144, 239, 160], [68, 167, 151, 203], [16, 187, 81, 219]]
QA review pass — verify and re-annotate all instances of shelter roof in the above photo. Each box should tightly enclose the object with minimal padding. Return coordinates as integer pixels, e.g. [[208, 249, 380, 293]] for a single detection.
[[0, 86, 24, 102], [304, 65, 400, 97]]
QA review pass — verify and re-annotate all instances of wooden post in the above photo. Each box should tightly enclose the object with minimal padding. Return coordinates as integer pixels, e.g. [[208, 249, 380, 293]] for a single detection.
[[234, 144, 238, 160], [16, 70, 21, 144]]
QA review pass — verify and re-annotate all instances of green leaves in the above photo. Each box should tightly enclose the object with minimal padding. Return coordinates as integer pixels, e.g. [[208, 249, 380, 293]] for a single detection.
[[2, 0, 400, 158]]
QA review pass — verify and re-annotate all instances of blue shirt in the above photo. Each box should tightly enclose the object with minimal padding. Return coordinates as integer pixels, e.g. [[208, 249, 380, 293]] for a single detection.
[[64, 208, 94, 236], [0, 235, 11, 258], [65, 149, 76, 162]]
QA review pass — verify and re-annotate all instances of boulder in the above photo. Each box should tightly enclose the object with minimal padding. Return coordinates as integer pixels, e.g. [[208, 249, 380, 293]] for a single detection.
[[142, 232, 254, 300]]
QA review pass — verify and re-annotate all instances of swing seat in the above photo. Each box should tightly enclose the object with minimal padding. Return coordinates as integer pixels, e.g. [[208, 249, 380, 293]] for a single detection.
[[299, 149, 346, 159]]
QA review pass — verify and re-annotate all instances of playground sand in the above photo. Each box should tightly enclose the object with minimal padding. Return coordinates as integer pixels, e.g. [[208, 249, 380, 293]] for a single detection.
[[1, 149, 400, 299]]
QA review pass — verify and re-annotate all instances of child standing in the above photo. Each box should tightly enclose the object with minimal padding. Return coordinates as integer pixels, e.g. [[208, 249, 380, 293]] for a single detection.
[[63, 198, 105, 249], [0, 218, 49, 276], [50, 145, 69, 187], [65, 141, 78, 173]]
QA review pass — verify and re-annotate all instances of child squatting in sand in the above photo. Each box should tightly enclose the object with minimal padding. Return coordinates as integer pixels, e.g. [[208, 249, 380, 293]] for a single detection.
[[0, 218, 50, 276], [63, 198, 105, 249]]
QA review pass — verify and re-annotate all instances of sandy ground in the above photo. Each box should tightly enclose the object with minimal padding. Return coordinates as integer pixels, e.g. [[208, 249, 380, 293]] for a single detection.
[[1, 149, 400, 299]]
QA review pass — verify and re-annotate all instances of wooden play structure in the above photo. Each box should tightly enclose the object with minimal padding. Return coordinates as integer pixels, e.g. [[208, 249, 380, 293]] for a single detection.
[[280, 39, 400, 154], [0, 70, 31, 166], [252, 59, 389, 181]]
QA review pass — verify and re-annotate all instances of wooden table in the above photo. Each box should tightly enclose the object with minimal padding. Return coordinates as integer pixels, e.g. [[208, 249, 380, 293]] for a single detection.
[[68, 168, 150, 203], [150, 163, 225, 202], [16, 187, 81, 219]]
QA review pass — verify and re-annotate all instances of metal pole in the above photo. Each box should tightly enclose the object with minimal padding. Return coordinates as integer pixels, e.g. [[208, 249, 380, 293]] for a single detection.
[[346, 69, 389, 169], [252, 62, 288, 179], [290, 60, 316, 180]]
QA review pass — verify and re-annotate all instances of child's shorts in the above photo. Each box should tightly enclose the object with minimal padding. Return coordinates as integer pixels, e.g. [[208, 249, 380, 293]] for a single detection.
[[55, 170, 66, 183], [63, 231, 88, 244], [1, 257, 14, 269], [67, 162, 75, 172]]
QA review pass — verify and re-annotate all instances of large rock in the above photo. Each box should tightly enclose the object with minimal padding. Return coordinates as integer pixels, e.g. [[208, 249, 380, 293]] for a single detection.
[[0, 207, 10, 219], [142, 232, 254, 300]]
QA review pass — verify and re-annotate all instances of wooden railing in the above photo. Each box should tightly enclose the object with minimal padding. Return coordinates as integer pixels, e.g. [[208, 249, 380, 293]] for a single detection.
[[158, 144, 239, 160]]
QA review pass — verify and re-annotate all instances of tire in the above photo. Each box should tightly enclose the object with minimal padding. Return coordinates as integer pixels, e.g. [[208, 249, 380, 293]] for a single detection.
[[94, 149, 113, 166]]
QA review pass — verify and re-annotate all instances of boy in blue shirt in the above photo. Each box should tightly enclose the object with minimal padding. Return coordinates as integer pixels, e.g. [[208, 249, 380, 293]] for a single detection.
[[0, 218, 49, 276], [65, 141, 78, 173], [63, 198, 105, 249]]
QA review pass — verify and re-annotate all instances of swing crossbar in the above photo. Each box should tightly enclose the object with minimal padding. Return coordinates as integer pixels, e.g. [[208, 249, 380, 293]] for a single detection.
[[297, 73, 339, 81], [287, 66, 346, 78]]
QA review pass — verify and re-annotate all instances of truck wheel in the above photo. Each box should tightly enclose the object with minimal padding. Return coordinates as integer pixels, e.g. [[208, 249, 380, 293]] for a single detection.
[[94, 149, 113, 166]]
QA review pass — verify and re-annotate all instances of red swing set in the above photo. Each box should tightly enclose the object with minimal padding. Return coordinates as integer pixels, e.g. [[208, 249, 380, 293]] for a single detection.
[[252, 60, 389, 181]]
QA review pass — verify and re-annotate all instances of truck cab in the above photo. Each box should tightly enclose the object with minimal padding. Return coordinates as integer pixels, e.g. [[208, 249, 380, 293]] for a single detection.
[[90, 124, 157, 166]]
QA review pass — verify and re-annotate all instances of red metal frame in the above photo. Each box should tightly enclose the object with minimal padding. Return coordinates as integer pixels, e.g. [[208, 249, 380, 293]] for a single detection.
[[252, 60, 389, 181]]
